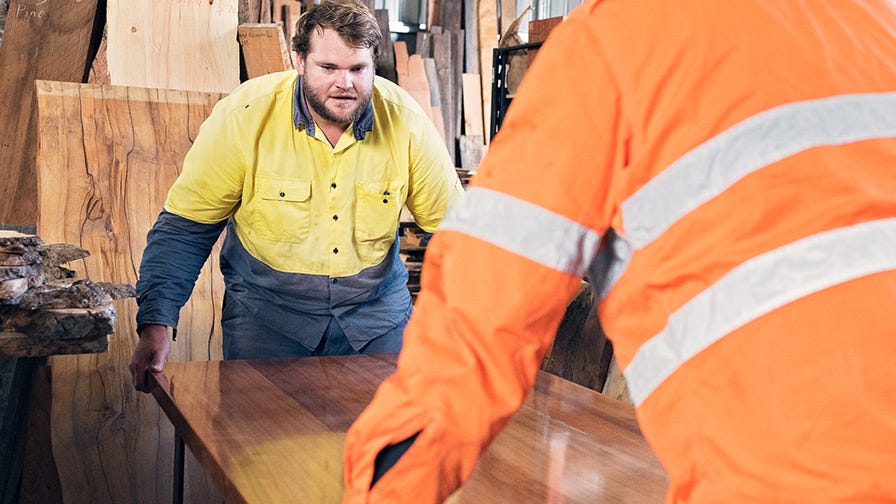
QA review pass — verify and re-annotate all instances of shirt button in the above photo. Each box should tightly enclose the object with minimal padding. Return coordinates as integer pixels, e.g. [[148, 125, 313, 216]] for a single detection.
[[280, 192, 285, 197], [332, 214, 338, 221], [331, 183, 337, 189], [333, 248, 339, 254], [332, 278, 338, 284], [382, 199, 388, 204]]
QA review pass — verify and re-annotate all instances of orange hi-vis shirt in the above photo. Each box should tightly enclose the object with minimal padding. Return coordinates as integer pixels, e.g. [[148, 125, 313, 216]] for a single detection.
[[344, 1, 896, 502]]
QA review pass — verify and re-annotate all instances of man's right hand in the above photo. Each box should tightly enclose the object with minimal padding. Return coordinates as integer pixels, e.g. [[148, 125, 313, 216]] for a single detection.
[[129, 324, 171, 393]]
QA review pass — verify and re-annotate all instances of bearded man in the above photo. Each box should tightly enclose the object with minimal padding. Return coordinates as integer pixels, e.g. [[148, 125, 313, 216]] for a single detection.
[[130, 0, 462, 391]]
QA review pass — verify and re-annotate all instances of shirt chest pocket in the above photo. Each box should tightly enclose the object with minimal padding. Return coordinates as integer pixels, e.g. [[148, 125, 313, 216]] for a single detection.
[[354, 180, 403, 243], [250, 177, 312, 243]]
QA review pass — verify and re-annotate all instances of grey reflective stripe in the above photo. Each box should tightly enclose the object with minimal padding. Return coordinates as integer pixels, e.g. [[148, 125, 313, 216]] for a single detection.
[[624, 92, 896, 249], [439, 187, 602, 277], [596, 92, 896, 300], [624, 218, 896, 406]]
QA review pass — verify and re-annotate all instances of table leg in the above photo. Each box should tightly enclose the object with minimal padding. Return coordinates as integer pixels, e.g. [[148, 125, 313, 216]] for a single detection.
[[173, 432, 184, 504]]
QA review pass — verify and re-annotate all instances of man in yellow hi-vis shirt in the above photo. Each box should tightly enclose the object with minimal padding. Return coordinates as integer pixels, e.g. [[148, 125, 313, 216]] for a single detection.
[[129, 0, 463, 392]]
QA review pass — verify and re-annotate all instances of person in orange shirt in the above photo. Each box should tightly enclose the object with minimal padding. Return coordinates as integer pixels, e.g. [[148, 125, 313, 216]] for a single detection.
[[342, 0, 896, 502]]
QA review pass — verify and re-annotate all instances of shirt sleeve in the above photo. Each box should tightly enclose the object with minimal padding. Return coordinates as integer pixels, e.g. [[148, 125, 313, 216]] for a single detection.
[[135, 210, 227, 332], [403, 108, 465, 233], [164, 96, 246, 224]]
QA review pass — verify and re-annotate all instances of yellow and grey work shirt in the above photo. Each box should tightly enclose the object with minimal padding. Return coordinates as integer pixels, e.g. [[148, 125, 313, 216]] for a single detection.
[[138, 70, 463, 349]]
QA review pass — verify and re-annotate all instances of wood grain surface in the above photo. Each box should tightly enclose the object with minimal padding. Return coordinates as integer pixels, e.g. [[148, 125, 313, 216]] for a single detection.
[[151, 354, 669, 503], [238, 23, 293, 79], [35, 80, 226, 504], [106, 0, 240, 93], [0, 0, 100, 228]]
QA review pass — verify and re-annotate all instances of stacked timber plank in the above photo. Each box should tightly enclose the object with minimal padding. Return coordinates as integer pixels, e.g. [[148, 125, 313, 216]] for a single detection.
[[0, 231, 135, 357], [382, 0, 500, 171]]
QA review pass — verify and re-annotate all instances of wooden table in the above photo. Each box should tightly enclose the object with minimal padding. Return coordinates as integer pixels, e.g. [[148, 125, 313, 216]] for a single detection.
[[150, 354, 669, 503]]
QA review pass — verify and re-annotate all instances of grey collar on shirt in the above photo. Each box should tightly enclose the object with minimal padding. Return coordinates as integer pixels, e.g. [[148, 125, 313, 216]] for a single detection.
[[292, 74, 375, 141]]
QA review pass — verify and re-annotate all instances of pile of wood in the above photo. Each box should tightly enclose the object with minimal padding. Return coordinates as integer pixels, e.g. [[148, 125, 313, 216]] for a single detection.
[[0, 231, 135, 357]]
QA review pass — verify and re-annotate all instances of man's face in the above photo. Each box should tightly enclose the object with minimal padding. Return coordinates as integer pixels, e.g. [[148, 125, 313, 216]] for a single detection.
[[296, 28, 375, 130]]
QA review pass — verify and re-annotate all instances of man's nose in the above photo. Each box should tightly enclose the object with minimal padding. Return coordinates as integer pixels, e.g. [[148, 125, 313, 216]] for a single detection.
[[335, 70, 352, 89]]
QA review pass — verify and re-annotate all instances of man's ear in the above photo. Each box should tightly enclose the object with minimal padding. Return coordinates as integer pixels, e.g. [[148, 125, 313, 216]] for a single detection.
[[295, 53, 306, 75]]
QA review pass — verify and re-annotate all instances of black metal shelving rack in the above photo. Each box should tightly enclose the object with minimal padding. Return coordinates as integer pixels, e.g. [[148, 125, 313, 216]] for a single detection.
[[489, 41, 544, 142]]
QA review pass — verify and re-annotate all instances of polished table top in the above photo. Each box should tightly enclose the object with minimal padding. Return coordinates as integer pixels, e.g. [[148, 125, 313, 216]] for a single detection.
[[150, 354, 669, 503]]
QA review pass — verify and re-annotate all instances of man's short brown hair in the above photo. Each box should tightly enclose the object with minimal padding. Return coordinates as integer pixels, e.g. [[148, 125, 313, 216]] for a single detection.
[[292, 0, 382, 64]]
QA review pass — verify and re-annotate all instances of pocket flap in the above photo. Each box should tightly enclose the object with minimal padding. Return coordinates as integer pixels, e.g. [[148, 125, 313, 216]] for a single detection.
[[258, 177, 311, 202], [357, 180, 401, 199]]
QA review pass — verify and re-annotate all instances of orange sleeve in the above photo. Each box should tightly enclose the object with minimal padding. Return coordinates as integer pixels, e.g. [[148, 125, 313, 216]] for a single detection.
[[342, 10, 625, 503]]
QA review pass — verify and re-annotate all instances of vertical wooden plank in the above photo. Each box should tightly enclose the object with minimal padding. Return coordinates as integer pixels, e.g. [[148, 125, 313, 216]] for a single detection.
[[423, 58, 447, 144], [415, 31, 431, 58], [106, 0, 240, 93], [406, 54, 434, 121], [374, 9, 396, 83], [0, 0, 100, 228], [238, 24, 294, 79], [394, 40, 410, 80], [452, 29, 465, 140], [427, 0, 441, 29], [35, 81, 225, 504], [463, 0, 479, 73], [432, 31, 456, 164], [459, 135, 485, 170], [238, 0, 250, 23], [478, 0, 499, 144], [396, 42, 435, 121], [241, 0, 269, 24], [440, 0, 461, 31], [272, 0, 302, 39], [462, 73, 484, 137]]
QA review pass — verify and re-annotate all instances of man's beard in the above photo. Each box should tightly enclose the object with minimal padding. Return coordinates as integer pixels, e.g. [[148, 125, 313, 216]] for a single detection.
[[304, 81, 371, 127]]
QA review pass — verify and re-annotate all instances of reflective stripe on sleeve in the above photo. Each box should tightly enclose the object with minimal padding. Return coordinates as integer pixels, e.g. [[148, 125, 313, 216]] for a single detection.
[[439, 187, 603, 278], [594, 92, 896, 300], [625, 217, 896, 406]]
